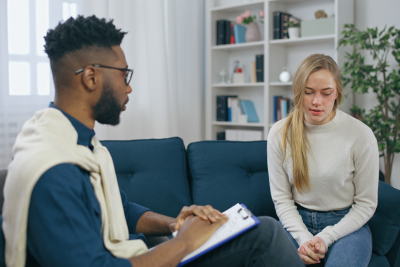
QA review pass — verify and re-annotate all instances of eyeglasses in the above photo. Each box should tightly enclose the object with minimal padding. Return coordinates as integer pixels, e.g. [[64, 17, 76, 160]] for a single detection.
[[75, 64, 134, 85]]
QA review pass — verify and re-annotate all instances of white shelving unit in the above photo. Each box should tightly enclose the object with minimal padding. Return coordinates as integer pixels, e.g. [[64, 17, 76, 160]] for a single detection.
[[205, 0, 354, 140]]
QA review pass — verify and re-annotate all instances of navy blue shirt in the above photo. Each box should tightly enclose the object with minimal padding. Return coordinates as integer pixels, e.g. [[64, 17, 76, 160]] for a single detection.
[[26, 103, 150, 267]]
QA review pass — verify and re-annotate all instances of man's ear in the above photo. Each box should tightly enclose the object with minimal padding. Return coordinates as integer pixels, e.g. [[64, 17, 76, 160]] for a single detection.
[[81, 66, 98, 91]]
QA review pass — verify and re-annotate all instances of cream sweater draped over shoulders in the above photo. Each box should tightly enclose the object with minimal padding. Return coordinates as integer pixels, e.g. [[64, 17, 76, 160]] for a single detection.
[[3, 108, 147, 267]]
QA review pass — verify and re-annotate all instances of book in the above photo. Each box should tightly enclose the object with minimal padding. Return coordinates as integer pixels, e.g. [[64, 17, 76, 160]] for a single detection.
[[225, 130, 263, 141], [280, 98, 289, 119], [216, 20, 226, 45], [227, 97, 238, 122], [281, 13, 290, 39], [224, 20, 231, 44], [233, 24, 246, 44], [273, 96, 283, 122], [273, 11, 281, 39], [174, 203, 260, 266], [240, 100, 259, 123], [216, 95, 238, 121], [216, 132, 225, 140], [251, 62, 257, 83], [216, 20, 231, 45], [230, 23, 235, 44], [255, 54, 264, 82]]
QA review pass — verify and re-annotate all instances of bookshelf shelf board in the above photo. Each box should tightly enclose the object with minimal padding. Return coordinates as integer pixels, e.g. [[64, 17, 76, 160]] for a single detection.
[[213, 121, 264, 127], [269, 34, 335, 46], [211, 0, 264, 12], [269, 82, 292, 86], [213, 83, 265, 88], [212, 41, 264, 51]]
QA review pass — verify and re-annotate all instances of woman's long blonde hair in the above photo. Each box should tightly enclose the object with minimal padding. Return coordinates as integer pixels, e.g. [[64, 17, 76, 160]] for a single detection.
[[281, 54, 343, 194]]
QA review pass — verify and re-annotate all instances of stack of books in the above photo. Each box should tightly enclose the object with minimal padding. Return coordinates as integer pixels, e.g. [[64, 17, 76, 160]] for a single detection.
[[273, 96, 294, 122], [216, 20, 246, 45], [272, 12, 301, 39], [216, 96, 259, 123]]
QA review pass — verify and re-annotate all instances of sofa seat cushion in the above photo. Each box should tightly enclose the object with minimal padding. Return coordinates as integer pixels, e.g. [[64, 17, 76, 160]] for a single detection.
[[368, 181, 400, 256], [187, 140, 277, 219], [368, 253, 390, 267], [101, 137, 192, 218]]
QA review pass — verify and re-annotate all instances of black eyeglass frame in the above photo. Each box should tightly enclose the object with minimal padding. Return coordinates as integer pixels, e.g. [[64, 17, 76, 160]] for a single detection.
[[75, 64, 134, 85]]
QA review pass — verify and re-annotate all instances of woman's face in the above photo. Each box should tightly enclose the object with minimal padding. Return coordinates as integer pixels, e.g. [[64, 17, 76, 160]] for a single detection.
[[302, 69, 337, 125]]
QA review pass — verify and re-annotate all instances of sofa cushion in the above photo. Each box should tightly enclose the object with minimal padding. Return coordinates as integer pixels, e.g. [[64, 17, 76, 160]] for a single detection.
[[101, 137, 192, 218], [368, 181, 400, 256], [187, 140, 277, 219], [368, 253, 390, 267]]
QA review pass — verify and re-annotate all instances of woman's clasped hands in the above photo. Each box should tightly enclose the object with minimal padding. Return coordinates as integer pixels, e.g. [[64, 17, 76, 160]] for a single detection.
[[298, 236, 327, 265]]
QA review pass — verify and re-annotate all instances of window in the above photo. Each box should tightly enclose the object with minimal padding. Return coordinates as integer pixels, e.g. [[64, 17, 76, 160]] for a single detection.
[[0, 0, 80, 169]]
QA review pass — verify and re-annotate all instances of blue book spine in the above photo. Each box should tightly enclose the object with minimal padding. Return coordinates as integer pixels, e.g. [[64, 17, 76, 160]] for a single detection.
[[282, 100, 288, 119], [233, 24, 246, 44]]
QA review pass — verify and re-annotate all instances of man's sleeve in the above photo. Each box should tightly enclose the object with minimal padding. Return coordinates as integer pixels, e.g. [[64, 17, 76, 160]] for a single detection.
[[120, 189, 150, 235], [27, 164, 131, 267]]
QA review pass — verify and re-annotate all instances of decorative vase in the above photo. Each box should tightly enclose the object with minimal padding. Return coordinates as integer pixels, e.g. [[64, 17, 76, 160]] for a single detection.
[[288, 27, 300, 39], [245, 22, 261, 42]]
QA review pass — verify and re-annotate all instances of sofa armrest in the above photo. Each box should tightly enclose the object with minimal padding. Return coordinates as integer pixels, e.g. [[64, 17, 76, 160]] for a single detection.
[[386, 230, 400, 267]]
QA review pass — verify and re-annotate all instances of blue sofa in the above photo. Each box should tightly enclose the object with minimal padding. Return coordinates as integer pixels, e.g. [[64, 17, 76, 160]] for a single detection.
[[0, 137, 399, 266]]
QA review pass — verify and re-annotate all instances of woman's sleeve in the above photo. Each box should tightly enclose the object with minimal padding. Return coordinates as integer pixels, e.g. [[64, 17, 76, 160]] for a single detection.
[[267, 124, 314, 247], [316, 130, 379, 248]]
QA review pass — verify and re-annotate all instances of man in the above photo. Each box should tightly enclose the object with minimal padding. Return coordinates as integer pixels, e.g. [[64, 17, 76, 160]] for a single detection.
[[2, 16, 304, 267]]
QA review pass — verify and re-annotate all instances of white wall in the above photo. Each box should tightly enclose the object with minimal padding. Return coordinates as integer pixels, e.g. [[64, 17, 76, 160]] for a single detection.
[[354, 0, 400, 189]]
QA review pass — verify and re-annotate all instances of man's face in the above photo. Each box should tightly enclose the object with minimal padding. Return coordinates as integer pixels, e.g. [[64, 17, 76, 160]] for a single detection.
[[92, 46, 132, 125], [92, 80, 125, 125]]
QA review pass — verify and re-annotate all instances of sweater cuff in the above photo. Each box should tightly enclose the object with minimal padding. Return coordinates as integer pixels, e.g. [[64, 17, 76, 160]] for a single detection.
[[296, 233, 314, 247], [316, 232, 334, 249]]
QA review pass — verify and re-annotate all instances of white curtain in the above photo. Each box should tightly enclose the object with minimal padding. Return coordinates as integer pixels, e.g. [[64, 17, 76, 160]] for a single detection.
[[82, 0, 205, 146], [0, 0, 205, 169]]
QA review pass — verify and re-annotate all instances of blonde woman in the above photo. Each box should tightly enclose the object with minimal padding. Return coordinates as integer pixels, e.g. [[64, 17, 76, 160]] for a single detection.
[[267, 54, 379, 266]]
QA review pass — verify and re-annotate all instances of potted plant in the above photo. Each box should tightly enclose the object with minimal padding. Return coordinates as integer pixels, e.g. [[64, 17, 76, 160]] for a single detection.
[[236, 10, 264, 42], [288, 17, 300, 39], [338, 24, 400, 185]]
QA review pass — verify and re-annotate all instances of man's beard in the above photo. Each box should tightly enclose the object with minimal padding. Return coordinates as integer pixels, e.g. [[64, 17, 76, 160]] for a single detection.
[[92, 83, 123, 126]]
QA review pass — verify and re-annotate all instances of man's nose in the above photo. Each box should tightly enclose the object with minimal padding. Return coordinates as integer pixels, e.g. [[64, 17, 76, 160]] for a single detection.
[[127, 84, 132, 94]]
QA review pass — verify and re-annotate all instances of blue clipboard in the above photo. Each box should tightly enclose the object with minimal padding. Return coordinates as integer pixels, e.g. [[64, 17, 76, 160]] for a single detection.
[[177, 203, 260, 266]]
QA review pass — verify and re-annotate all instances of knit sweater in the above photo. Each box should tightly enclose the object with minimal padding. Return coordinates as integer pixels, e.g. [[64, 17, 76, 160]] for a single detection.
[[267, 110, 379, 248]]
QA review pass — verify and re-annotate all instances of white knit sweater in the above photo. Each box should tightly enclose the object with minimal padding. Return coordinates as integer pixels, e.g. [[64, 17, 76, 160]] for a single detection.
[[267, 110, 379, 248]]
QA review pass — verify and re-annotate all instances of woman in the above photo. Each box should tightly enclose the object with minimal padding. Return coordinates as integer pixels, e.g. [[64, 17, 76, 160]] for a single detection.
[[267, 54, 379, 266]]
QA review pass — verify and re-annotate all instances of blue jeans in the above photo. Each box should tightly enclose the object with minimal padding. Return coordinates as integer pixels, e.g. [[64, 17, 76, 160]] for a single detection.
[[280, 206, 372, 267]]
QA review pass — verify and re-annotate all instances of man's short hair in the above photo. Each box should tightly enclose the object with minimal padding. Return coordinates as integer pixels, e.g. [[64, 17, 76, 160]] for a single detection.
[[44, 15, 127, 62]]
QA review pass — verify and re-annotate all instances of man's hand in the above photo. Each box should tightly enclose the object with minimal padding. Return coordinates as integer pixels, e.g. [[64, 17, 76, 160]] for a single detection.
[[169, 205, 223, 232], [175, 214, 229, 253], [298, 237, 326, 265]]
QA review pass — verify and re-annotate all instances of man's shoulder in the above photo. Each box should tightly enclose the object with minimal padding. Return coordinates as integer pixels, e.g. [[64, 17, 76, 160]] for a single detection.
[[33, 163, 89, 196]]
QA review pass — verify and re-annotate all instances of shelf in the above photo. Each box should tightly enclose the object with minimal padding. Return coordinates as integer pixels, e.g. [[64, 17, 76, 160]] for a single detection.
[[269, 34, 335, 46], [211, 0, 264, 13], [213, 83, 265, 87], [213, 121, 264, 127], [269, 82, 292, 86], [212, 41, 264, 51]]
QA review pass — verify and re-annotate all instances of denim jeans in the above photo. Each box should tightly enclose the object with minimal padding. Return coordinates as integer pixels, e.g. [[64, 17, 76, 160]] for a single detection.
[[280, 206, 372, 267]]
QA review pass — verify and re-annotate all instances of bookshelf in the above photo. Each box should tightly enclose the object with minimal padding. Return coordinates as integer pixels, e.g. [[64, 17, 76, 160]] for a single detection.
[[205, 0, 354, 140]]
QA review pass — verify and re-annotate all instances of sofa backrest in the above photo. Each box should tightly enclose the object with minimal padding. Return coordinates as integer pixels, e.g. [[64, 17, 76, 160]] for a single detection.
[[187, 140, 278, 219], [101, 137, 192, 218]]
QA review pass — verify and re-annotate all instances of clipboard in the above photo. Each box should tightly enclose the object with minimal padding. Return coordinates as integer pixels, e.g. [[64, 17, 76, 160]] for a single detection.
[[174, 203, 260, 266]]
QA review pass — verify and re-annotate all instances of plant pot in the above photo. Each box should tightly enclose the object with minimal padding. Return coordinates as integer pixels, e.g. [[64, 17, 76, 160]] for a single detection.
[[245, 22, 261, 42], [288, 27, 300, 39]]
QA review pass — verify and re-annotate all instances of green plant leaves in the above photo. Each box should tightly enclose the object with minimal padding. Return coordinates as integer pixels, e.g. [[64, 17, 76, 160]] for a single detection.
[[338, 24, 400, 183]]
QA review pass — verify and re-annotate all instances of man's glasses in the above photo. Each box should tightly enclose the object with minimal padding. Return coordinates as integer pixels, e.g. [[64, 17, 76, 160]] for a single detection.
[[75, 64, 134, 85]]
